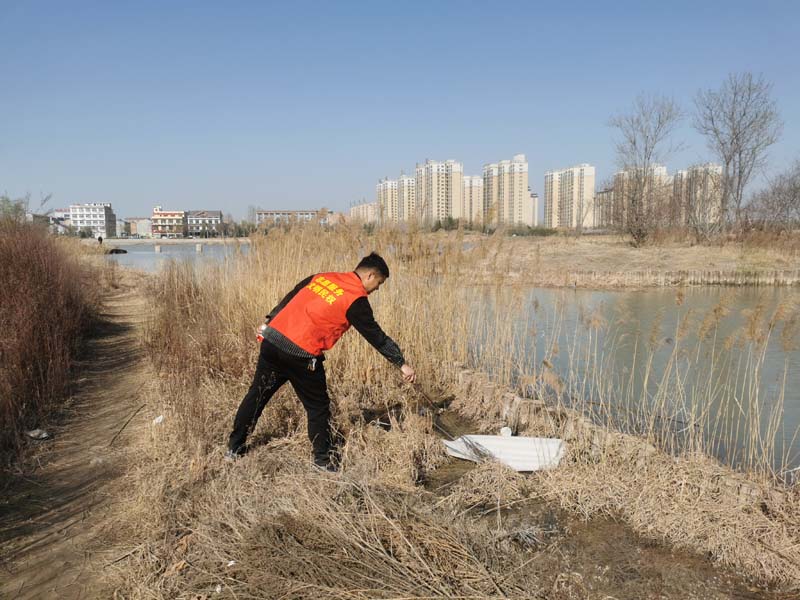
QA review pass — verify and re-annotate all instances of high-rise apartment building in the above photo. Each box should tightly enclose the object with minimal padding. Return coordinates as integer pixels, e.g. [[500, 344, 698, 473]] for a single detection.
[[397, 174, 416, 221], [415, 159, 463, 223], [483, 155, 530, 226], [612, 164, 671, 229], [462, 176, 484, 224], [527, 191, 539, 227], [673, 164, 722, 226], [543, 164, 596, 230], [69, 203, 117, 238], [593, 189, 615, 229], [376, 178, 399, 224], [543, 171, 559, 228]]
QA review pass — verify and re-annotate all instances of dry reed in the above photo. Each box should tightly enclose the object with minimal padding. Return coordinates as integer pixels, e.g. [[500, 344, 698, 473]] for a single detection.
[[112, 222, 800, 595], [0, 219, 104, 460]]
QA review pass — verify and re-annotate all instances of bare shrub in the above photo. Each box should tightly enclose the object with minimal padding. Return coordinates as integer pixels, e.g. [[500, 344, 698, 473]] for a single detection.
[[747, 159, 800, 232], [0, 219, 102, 460]]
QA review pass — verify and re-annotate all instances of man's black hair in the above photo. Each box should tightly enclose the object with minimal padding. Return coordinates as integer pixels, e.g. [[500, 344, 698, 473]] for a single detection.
[[356, 252, 390, 278]]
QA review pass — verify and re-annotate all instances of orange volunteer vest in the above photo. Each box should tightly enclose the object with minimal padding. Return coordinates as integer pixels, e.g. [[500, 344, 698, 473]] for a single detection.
[[268, 272, 368, 356]]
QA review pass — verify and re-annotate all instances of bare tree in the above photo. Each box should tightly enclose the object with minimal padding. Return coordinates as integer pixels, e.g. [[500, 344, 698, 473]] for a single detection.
[[693, 72, 783, 229], [747, 159, 800, 232], [684, 164, 724, 242], [609, 94, 683, 246]]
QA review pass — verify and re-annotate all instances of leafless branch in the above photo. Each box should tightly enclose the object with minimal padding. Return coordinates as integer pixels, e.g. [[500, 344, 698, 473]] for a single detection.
[[609, 94, 683, 246], [693, 72, 783, 228]]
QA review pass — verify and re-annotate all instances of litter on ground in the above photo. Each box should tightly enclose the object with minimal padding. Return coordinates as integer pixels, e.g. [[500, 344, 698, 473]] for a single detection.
[[443, 435, 565, 472]]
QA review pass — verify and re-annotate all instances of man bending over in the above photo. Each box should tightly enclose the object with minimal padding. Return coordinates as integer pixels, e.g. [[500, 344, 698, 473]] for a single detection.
[[226, 252, 416, 470]]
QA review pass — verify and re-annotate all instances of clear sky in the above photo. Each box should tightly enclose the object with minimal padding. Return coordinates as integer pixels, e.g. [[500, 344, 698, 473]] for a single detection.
[[1, 0, 798, 220]]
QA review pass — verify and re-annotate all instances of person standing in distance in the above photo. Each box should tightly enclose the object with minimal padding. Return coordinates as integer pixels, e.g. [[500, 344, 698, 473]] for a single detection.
[[226, 252, 416, 470]]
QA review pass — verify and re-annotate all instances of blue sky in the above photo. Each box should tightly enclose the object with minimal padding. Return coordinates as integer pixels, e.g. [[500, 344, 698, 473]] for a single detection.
[[1, 0, 798, 220]]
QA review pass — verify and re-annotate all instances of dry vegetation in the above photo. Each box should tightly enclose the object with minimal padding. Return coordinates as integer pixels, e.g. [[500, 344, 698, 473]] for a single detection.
[[0, 218, 106, 461], [110, 224, 800, 597], [466, 231, 800, 288]]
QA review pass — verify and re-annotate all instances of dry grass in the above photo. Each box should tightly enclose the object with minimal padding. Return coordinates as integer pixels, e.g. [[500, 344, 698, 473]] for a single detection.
[[461, 231, 800, 288], [535, 434, 800, 586], [112, 379, 546, 599], [0, 219, 105, 460], [110, 222, 800, 596]]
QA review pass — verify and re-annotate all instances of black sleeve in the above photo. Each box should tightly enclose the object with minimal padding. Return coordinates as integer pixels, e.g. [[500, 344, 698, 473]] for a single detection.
[[266, 275, 314, 322], [346, 297, 405, 367]]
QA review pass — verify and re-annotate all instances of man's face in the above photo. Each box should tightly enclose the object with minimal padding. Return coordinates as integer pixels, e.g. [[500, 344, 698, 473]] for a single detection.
[[363, 271, 386, 294]]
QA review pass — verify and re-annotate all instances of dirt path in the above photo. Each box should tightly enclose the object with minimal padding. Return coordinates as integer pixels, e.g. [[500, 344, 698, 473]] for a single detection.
[[0, 270, 151, 599]]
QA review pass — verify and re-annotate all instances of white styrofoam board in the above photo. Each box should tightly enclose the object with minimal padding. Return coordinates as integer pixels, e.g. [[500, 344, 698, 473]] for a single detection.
[[443, 435, 565, 472]]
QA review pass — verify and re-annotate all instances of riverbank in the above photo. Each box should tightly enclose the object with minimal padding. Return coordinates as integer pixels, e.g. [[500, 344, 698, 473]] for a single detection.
[[94, 229, 800, 288], [85, 237, 250, 247], [460, 232, 800, 288], [104, 227, 799, 596]]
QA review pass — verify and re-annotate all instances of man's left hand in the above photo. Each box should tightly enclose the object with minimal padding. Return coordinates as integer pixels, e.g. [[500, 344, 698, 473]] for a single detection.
[[400, 364, 416, 384]]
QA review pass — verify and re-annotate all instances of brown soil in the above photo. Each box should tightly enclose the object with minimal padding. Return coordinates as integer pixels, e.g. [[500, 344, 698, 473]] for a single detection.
[[0, 270, 151, 599], [426, 411, 794, 600]]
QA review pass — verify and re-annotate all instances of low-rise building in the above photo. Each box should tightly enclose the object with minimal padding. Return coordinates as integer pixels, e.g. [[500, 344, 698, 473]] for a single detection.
[[50, 208, 71, 224], [349, 201, 379, 224], [69, 203, 117, 238], [255, 209, 321, 227], [187, 210, 224, 237], [128, 217, 152, 238], [151, 206, 187, 238]]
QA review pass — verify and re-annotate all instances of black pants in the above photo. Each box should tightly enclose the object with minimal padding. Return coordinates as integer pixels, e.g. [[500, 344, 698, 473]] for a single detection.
[[228, 340, 332, 461]]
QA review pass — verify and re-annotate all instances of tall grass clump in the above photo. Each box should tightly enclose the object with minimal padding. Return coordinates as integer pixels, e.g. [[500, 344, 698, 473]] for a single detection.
[[0, 219, 102, 460]]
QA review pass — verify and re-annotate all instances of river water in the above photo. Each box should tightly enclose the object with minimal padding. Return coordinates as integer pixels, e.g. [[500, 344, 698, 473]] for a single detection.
[[108, 245, 799, 474], [105, 241, 248, 271], [504, 286, 800, 474]]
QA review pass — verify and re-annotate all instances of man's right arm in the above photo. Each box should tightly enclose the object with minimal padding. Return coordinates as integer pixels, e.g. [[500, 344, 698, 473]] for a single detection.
[[265, 275, 314, 322]]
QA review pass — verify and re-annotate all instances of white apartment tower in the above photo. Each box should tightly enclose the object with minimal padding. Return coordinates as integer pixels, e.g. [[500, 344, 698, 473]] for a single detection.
[[415, 159, 464, 223], [376, 178, 399, 224], [527, 191, 540, 227], [673, 164, 723, 226], [483, 155, 530, 226], [612, 164, 671, 229], [594, 189, 615, 229], [544, 171, 559, 228], [544, 164, 596, 229], [462, 175, 484, 224], [397, 174, 416, 221], [69, 203, 117, 238]]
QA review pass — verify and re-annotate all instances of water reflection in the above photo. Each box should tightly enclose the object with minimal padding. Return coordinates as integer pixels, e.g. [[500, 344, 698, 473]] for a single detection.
[[104, 241, 249, 272], [509, 287, 800, 473]]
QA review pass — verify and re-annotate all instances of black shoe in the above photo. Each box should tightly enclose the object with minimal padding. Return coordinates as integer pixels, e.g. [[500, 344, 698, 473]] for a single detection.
[[313, 456, 339, 472], [224, 448, 244, 462]]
